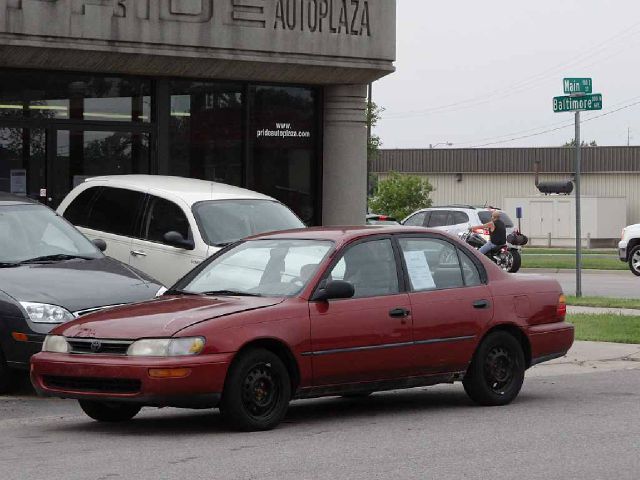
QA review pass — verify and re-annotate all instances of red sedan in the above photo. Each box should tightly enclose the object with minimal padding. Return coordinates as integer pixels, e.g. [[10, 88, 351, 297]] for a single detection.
[[31, 227, 574, 431]]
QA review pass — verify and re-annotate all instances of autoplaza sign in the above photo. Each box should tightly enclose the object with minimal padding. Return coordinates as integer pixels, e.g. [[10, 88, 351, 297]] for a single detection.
[[563, 77, 593, 94], [553, 93, 602, 113]]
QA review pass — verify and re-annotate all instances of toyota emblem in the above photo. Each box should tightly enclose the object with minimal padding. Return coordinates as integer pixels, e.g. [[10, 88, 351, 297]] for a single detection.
[[90, 340, 102, 353]]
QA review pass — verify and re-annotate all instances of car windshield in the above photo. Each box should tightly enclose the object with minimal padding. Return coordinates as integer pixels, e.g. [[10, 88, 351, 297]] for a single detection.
[[181, 239, 333, 297], [478, 211, 514, 228], [0, 204, 102, 265], [192, 200, 305, 247]]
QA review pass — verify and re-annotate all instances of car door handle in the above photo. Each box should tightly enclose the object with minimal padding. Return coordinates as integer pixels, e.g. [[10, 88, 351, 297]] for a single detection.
[[130, 250, 147, 257], [473, 299, 491, 309], [389, 307, 410, 318]]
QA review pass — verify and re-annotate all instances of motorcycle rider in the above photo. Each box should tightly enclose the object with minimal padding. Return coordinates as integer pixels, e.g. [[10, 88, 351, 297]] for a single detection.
[[470, 210, 507, 257]]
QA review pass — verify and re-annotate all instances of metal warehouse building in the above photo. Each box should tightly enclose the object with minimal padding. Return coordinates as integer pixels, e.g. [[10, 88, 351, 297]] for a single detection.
[[374, 147, 640, 246]]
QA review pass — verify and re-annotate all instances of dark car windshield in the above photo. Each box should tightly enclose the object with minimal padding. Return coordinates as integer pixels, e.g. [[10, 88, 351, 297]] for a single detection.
[[181, 239, 333, 297], [0, 204, 102, 265], [192, 200, 305, 247], [478, 211, 514, 228]]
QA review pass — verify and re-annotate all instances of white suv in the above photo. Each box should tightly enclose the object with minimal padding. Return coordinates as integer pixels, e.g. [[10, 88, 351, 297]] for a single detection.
[[57, 175, 305, 286], [619, 224, 640, 276], [402, 205, 516, 241]]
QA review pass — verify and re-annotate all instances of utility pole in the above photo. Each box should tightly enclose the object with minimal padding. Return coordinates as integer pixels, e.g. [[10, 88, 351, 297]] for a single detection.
[[629, 127, 631, 147], [575, 110, 582, 297], [366, 82, 373, 211]]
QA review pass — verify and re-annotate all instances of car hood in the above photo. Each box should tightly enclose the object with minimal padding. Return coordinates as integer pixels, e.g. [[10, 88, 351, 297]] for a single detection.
[[58, 295, 285, 339], [0, 257, 160, 313]]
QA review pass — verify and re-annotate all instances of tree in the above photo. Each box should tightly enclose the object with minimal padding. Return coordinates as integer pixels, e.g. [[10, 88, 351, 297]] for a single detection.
[[368, 171, 434, 220], [563, 139, 597, 147], [366, 101, 384, 196]]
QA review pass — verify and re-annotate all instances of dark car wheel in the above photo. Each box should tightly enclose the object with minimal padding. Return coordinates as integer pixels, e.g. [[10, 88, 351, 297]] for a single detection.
[[463, 331, 525, 406], [629, 246, 640, 276], [79, 400, 141, 422], [0, 348, 17, 394], [220, 348, 291, 431]]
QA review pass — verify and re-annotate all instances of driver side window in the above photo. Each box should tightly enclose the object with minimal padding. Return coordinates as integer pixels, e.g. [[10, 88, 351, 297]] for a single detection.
[[327, 239, 399, 298]]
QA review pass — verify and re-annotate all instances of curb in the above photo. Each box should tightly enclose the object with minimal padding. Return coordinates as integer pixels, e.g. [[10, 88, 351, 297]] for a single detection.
[[520, 268, 631, 275]]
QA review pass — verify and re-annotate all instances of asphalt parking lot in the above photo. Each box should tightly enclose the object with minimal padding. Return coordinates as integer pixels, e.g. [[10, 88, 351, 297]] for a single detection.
[[2, 366, 639, 480], [520, 269, 640, 299]]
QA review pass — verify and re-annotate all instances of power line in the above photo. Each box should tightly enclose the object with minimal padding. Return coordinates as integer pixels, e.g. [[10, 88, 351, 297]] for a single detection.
[[383, 21, 640, 119]]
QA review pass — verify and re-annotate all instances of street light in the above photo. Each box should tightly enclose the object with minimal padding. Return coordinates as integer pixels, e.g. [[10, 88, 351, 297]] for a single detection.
[[429, 142, 453, 149]]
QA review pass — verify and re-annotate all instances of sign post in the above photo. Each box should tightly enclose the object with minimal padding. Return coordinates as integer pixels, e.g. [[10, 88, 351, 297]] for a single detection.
[[553, 78, 603, 298]]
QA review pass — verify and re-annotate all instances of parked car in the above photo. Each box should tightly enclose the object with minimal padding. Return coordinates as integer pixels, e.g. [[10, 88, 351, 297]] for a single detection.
[[0, 193, 162, 393], [366, 214, 400, 225], [57, 175, 305, 286], [619, 223, 640, 275], [32, 226, 573, 431], [402, 205, 516, 241]]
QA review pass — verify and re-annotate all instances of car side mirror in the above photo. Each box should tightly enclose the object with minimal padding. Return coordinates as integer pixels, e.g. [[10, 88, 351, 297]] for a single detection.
[[312, 280, 355, 302], [92, 239, 107, 252], [163, 231, 195, 250]]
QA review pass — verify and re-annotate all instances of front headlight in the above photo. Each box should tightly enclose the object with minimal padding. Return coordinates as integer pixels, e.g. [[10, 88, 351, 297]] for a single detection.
[[127, 337, 205, 357], [42, 335, 70, 353], [20, 302, 74, 324]]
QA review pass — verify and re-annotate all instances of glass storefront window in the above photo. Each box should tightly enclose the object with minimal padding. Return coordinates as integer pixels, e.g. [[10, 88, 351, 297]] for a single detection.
[[0, 71, 150, 122], [169, 81, 243, 186], [0, 127, 46, 199], [248, 86, 318, 225]]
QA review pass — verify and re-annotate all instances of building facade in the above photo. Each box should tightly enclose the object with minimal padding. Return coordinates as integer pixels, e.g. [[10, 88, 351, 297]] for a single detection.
[[0, 0, 396, 226], [374, 147, 640, 245]]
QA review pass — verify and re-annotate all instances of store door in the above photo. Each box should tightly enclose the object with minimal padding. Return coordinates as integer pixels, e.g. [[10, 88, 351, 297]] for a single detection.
[[0, 125, 47, 201], [47, 129, 151, 208]]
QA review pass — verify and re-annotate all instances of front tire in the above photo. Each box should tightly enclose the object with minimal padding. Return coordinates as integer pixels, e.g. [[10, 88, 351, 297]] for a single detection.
[[220, 348, 291, 431], [629, 245, 640, 276], [79, 400, 141, 422], [463, 331, 525, 406], [0, 348, 17, 394]]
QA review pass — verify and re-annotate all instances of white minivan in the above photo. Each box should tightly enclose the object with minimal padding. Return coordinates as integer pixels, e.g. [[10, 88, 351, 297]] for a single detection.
[[57, 175, 305, 286]]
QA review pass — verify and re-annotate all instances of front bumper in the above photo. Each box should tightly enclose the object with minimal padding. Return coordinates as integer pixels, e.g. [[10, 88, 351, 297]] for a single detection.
[[618, 240, 628, 262], [30, 351, 233, 408], [527, 321, 575, 367]]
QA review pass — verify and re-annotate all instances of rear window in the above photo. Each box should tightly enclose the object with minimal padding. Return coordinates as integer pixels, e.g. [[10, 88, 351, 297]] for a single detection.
[[192, 199, 304, 246], [478, 211, 514, 228]]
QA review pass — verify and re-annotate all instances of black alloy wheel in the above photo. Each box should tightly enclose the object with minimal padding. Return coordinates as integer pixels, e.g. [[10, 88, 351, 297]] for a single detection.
[[629, 246, 640, 276], [463, 331, 525, 406], [79, 400, 141, 422], [220, 349, 291, 431]]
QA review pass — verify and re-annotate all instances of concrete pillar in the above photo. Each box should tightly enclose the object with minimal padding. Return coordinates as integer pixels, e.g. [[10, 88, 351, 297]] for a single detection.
[[322, 84, 368, 226]]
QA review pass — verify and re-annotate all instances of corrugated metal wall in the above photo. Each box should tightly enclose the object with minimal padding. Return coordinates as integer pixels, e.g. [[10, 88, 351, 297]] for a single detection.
[[373, 147, 640, 173], [376, 172, 640, 225]]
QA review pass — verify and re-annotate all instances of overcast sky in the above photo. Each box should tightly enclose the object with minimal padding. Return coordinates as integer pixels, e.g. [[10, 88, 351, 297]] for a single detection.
[[374, 0, 640, 149]]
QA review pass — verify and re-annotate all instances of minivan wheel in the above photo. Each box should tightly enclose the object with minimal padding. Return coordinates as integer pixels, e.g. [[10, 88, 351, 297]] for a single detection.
[[463, 331, 525, 406], [79, 400, 141, 422], [220, 348, 291, 431], [0, 349, 17, 394], [629, 246, 640, 276]]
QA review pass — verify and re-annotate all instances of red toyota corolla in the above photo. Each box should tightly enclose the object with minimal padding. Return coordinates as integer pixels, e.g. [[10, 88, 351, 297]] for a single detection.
[[31, 227, 574, 431]]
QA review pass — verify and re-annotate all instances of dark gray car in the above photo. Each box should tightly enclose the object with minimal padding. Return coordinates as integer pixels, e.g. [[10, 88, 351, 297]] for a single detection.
[[0, 193, 162, 392]]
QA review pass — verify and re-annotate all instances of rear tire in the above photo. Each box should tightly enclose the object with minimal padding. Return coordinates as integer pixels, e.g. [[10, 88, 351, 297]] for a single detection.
[[508, 250, 522, 273], [220, 348, 291, 431], [79, 400, 141, 422], [629, 245, 640, 276], [463, 331, 525, 406], [0, 348, 18, 394]]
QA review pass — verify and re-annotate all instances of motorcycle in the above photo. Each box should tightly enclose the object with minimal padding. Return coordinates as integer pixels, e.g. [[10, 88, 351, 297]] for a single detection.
[[458, 231, 522, 273]]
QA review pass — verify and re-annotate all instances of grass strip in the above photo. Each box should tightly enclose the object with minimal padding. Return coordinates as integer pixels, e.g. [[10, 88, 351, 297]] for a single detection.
[[567, 296, 640, 310], [521, 255, 627, 270], [524, 248, 617, 255], [568, 314, 640, 344]]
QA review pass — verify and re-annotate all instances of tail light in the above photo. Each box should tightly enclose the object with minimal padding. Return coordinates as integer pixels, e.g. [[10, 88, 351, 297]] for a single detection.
[[472, 227, 490, 236], [557, 294, 567, 319]]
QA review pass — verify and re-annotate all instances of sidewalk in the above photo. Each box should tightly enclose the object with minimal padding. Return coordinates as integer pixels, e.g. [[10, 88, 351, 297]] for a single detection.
[[527, 341, 640, 378], [567, 305, 640, 316]]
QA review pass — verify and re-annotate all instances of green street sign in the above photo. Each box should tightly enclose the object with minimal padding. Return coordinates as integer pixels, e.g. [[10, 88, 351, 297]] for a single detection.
[[563, 78, 593, 94], [553, 94, 602, 113]]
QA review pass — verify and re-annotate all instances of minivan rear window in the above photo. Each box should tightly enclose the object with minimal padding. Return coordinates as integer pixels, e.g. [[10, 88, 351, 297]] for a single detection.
[[192, 200, 304, 246], [478, 211, 514, 228]]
